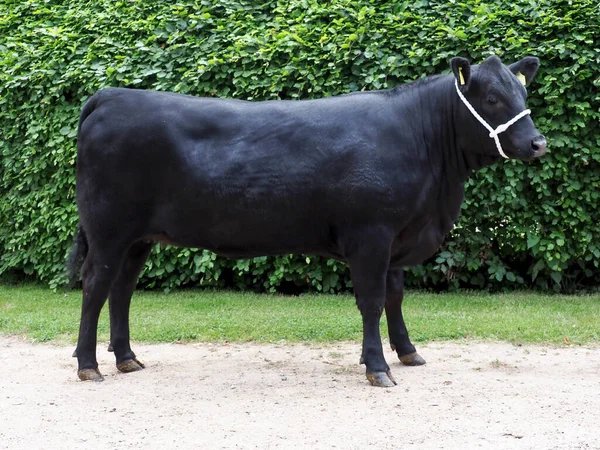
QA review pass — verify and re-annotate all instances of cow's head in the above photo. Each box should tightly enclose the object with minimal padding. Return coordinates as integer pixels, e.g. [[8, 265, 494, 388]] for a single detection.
[[450, 55, 546, 161]]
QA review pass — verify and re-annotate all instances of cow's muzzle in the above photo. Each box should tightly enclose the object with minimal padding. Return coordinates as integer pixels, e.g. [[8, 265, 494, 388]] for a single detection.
[[531, 135, 547, 158]]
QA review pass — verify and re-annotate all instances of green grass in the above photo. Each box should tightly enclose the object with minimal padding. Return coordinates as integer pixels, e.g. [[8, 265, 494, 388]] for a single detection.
[[1, 284, 599, 345]]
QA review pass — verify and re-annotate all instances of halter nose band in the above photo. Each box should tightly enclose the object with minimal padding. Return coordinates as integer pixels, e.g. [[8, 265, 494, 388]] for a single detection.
[[455, 81, 531, 159]]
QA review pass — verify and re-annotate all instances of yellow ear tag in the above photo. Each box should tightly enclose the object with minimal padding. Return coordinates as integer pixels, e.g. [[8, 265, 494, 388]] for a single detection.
[[458, 67, 465, 85], [517, 72, 527, 86]]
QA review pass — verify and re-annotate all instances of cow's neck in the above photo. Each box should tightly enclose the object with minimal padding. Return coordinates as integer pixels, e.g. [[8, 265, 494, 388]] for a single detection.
[[410, 75, 501, 182]]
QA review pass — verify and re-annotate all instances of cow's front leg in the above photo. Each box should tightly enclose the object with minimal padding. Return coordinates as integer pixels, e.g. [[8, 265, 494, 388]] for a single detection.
[[385, 268, 426, 366], [346, 227, 396, 387]]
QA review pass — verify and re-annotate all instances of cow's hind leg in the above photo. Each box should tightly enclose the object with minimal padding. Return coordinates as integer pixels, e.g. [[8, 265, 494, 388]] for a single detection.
[[346, 227, 395, 387], [385, 268, 426, 366], [108, 241, 153, 373], [75, 246, 125, 381]]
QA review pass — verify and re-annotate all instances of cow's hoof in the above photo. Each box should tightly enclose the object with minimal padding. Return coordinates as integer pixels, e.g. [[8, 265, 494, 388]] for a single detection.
[[117, 358, 145, 373], [366, 370, 397, 387], [399, 352, 426, 366], [78, 368, 104, 382], [107, 343, 114, 352]]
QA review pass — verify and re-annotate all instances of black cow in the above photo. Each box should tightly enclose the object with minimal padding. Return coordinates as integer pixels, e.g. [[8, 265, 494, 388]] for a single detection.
[[68, 55, 546, 387]]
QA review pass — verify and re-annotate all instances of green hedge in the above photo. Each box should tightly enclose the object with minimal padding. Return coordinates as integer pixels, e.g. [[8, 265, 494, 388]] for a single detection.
[[1, 0, 599, 292]]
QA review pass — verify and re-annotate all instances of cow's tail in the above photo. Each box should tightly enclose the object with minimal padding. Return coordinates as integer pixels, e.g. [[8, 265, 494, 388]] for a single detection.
[[68, 93, 101, 288], [66, 224, 88, 288]]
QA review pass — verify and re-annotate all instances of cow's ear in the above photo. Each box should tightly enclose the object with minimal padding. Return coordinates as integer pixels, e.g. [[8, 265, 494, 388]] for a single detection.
[[450, 57, 471, 88], [508, 56, 540, 86]]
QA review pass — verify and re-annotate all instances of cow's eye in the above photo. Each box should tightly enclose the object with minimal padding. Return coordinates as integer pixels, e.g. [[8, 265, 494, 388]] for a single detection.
[[487, 95, 498, 105]]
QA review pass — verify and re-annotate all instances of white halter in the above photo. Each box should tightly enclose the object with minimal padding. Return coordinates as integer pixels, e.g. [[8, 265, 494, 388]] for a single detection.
[[454, 81, 531, 159]]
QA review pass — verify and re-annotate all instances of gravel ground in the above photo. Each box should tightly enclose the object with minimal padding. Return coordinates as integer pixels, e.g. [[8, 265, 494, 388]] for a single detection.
[[1, 337, 599, 449]]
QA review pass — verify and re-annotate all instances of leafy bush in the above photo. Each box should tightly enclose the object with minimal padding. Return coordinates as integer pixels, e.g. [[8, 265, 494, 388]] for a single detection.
[[1, 0, 599, 292]]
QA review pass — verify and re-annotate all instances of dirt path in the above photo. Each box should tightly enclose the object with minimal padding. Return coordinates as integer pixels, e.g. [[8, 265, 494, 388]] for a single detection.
[[1, 337, 599, 449]]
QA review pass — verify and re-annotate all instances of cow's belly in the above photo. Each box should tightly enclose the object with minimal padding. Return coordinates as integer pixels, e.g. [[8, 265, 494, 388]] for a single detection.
[[149, 197, 336, 258]]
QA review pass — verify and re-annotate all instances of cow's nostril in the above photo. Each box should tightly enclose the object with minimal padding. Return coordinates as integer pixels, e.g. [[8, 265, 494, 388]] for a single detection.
[[531, 135, 547, 155]]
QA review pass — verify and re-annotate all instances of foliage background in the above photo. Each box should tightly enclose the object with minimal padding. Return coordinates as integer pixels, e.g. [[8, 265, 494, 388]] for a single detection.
[[1, 0, 599, 292]]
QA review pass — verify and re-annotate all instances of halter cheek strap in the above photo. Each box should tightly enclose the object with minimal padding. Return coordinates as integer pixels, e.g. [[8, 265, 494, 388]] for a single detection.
[[454, 81, 531, 159]]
